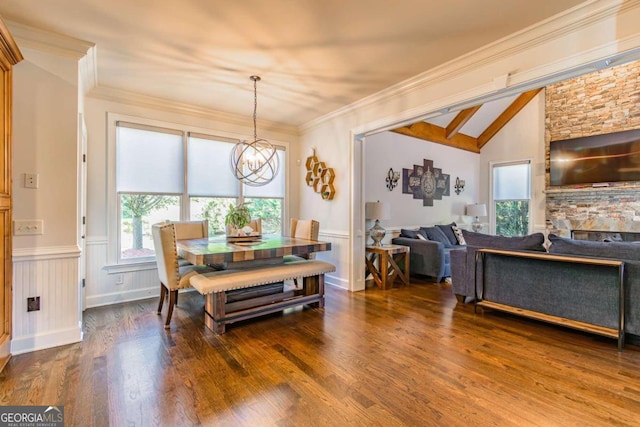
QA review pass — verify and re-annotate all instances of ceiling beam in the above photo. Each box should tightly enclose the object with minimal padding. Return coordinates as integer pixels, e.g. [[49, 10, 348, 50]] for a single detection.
[[477, 88, 543, 149], [445, 105, 482, 139], [391, 122, 480, 153]]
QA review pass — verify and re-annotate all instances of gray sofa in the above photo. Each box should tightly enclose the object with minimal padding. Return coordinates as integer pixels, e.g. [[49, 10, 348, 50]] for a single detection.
[[450, 230, 640, 340], [391, 223, 465, 282]]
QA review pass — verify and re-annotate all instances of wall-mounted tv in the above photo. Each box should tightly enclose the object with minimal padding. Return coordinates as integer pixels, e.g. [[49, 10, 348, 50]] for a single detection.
[[549, 128, 640, 187]]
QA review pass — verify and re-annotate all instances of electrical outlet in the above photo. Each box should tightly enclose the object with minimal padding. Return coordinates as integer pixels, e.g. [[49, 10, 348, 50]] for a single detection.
[[27, 296, 40, 312], [115, 274, 124, 285], [14, 220, 44, 236], [24, 173, 39, 189]]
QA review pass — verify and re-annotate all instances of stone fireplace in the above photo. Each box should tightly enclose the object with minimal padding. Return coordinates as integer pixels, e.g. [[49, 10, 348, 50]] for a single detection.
[[545, 60, 640, 238], [546, 187, 640, 238]]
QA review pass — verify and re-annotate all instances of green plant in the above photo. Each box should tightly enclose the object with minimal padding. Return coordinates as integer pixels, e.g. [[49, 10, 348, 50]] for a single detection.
[[224, 202, 252, 231]]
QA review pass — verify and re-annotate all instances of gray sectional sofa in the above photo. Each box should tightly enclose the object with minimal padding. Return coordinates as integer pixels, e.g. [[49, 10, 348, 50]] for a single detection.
[[391, 223, 465, 282], [450, 230, 640, 342]]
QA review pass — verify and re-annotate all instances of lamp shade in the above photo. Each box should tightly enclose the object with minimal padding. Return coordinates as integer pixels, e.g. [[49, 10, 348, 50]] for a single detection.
[[365, 201, 390, 221], [466, 203, 487, 217]]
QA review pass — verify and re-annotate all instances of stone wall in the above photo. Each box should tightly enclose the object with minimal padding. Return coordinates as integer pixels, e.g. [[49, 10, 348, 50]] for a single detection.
[[545, 60, 640, 235]]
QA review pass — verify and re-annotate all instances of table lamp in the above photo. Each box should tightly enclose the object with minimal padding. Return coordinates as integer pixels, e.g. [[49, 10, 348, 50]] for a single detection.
[[466, 203, 487, 232], [365, 201, 391, 246]]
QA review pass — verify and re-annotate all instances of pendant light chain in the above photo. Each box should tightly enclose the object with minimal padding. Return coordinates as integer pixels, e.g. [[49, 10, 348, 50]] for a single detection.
[[252, 76, 258, 142]]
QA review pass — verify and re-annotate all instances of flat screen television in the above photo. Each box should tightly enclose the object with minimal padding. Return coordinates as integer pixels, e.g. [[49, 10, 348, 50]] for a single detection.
[[549, 128, 640, 186]]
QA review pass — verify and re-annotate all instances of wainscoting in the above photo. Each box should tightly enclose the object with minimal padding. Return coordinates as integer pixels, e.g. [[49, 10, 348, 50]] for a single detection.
[[12, 246, 82, 355]]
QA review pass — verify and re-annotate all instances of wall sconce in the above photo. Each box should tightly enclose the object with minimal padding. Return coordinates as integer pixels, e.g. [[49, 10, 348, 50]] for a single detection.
[[386, 168, 400, 191], [454, 177, 465, 195]]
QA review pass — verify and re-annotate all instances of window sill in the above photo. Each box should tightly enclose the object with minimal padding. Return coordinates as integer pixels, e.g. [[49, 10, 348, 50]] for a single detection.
[[104, 260, 157, 274]]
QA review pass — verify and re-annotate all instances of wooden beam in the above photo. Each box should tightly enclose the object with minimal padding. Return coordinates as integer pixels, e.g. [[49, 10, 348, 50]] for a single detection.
[[391, 122, 480, 153], [477, 88, 543, 149], [446, 105, 482, 139]]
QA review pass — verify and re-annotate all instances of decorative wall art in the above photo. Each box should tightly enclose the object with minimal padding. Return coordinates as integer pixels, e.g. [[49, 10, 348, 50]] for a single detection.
[[402, 158, 450, 206], [386, 168, 400, 191], [305, 149, 336, 200]]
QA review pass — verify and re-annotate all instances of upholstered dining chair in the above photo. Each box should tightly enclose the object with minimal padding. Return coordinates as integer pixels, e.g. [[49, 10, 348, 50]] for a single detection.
[[247, 218, 262, 234], [173, 220, 208, 266], [286, 219, 320, 286], [289, 219, 320, 258], [152, 222, 215, 328]]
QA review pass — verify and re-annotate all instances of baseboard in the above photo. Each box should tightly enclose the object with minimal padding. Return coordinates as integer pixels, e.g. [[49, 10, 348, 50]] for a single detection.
[[86, 286, 159, 308], [325, 273, 348, 290], [11, 325, 83, 355]]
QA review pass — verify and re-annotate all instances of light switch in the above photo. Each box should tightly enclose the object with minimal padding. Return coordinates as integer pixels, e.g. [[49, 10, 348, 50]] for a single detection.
[[14, 220, 44, 235]]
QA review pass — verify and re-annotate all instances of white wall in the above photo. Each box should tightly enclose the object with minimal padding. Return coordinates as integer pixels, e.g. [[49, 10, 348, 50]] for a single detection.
[[364, 131, 479, 233], [479, 91, 547, 233], [11, 46, 82, 354]]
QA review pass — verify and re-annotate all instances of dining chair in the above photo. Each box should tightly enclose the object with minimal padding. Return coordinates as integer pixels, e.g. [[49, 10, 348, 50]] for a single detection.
[[152, 222, 216, 328], [248, 218, 262, 234], [286, 219, 320, 286], [173, 220, 208, 266]]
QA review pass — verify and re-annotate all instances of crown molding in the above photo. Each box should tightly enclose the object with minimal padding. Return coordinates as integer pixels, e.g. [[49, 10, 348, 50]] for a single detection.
[[89, 85, 299, 136], [301, 0, 639, 132], [6, 19, 98, 94], [5, 19, 94, 59]]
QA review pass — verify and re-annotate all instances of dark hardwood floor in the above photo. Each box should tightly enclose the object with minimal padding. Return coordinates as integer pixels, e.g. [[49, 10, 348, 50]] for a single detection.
[[2, 277, 640, 426]]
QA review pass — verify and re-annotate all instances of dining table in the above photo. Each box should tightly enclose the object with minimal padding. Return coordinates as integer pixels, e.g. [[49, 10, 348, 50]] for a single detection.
[[176, 234, 332, 268]]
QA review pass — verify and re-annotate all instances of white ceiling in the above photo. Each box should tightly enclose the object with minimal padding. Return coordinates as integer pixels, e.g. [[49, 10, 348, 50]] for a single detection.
[[0, 0, 585, 127]]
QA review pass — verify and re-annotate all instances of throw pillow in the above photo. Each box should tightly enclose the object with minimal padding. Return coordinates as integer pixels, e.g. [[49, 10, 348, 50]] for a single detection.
[[436, 222, 458, 246], [400, 229, 419, 239], [421, 226, 453, 247], [452, 226, 466, 245], [417, 234, 427, 241]]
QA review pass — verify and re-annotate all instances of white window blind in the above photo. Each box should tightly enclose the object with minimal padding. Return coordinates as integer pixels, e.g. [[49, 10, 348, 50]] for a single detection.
[[493, 161, 531, 200], [116, 122, 183, 193], [187, 133, 240, 197]]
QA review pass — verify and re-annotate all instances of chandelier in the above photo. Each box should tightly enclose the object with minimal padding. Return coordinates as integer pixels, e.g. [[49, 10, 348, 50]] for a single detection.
[[230, 75, 280, 186]]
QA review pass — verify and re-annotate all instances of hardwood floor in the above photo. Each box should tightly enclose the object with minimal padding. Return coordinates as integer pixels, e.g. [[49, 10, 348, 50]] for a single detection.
[[2, 278, 640, 426]]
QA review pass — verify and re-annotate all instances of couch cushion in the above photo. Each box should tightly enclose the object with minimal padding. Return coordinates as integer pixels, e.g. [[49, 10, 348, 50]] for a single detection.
[[400, 228, 419, 239], [548, 234, 640, 260], [421, 226, 453, 247], [436, 222, 458, 246], [462, 230, 546, 252]]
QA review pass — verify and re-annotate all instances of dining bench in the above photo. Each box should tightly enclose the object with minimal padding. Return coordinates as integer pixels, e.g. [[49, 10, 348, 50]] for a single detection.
[[189, 259, 336, 334]]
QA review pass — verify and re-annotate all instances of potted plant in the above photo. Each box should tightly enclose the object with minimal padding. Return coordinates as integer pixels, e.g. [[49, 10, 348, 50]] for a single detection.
[[224, 202, 252, 238]]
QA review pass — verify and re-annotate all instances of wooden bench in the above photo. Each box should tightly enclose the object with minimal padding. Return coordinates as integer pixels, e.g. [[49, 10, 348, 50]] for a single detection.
[[190, 259, 336, 334]]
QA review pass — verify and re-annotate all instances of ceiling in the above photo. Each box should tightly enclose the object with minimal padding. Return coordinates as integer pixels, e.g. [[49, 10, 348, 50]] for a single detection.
[[0, 0, 585, 128]]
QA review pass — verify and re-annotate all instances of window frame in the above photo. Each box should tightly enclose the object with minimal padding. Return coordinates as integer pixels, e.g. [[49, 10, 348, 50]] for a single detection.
[[106, 112, 289, 267], [489, 159, 532, 236]]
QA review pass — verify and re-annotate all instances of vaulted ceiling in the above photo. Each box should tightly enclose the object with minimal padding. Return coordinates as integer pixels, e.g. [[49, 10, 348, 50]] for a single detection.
[[392, 89, 543, 153], [0, 0, 584, 127]]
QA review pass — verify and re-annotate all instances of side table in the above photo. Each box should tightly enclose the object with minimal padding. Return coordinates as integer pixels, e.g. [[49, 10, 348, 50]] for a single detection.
[[365, 244, 410, 289]]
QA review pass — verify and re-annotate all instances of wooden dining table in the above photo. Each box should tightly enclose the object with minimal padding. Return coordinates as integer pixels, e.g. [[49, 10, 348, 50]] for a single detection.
[[176, 234, 332, 268]]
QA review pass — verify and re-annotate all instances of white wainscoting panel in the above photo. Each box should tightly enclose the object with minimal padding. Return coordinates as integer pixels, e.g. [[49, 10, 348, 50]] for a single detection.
[[86, 238, 159, 308], [317, 230, 349, 290], [12, 246, 82, 354]]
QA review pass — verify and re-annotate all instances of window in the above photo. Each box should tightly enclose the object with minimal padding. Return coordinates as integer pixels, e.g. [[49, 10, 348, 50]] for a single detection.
[[111, 116, 286, 263], [491, 160, 531, 236]]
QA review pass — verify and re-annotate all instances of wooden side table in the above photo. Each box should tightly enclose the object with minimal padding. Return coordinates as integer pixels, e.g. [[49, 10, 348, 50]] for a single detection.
[[365, 244, 410, 289]]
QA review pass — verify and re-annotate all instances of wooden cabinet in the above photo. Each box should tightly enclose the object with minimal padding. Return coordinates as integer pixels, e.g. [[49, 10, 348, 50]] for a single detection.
[[0, 17, 23, 372]]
